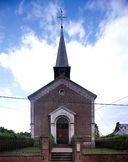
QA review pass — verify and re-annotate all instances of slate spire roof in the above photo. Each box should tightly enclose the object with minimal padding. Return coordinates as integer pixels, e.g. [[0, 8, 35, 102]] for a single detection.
[[54, 26, 71, 79], [55, 27, 69, 67]]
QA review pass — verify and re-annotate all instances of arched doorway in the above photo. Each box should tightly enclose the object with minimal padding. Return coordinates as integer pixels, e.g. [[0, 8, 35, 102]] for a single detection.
[[57, 117, 69, 144], [49, 106, 76, 144]]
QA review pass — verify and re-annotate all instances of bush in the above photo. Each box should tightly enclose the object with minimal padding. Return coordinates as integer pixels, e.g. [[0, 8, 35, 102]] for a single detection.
[[40, 134, 55, 150], [0, 138, 34, 151], [0, 129, 33, 152], [48, 134, 55, 148], [96, 135, 128, 150], [34, 137, 41, 147]]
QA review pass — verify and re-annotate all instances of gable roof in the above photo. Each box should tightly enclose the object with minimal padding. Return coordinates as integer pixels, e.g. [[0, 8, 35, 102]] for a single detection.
[[28, 77, 97, 102], [113, 122, 128, 135]]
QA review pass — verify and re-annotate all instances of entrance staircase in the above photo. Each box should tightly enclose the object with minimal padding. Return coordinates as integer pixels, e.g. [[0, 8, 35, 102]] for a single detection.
[[51, 147, 73, 162]]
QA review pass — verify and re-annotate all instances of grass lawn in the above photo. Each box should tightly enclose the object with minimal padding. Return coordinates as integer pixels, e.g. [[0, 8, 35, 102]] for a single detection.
[[0, 147, 41, 155], [83, 148, 128, 154]]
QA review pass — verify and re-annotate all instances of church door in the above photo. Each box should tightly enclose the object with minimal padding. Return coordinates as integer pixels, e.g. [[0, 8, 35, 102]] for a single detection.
[[57, 118, 69, 144]]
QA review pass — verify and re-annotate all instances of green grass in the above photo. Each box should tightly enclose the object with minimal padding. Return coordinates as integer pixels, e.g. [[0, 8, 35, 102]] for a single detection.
[[83, 148, 128, 154], [1, 147, 127, 155], [0, 147, 41, 155]]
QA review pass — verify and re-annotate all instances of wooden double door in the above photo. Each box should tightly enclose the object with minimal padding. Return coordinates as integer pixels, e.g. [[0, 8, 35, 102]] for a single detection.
[[57, 118, 69, 144]]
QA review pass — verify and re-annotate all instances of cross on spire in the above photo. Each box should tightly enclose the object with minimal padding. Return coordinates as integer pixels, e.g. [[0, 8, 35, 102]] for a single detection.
[[57, 8, 66, 29]]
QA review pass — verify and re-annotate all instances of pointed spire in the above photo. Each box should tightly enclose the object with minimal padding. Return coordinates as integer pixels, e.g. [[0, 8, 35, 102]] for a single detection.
[[55, 28, 69, 67], [53, 9, 71, 79]]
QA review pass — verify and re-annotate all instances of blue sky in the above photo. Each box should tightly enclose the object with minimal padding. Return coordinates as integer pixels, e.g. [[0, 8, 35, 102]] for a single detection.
[[0, 0, 128, 135]]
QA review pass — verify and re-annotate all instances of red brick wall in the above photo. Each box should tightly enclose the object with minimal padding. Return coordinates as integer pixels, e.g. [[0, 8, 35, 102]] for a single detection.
[[1, 154, 128, 162], [0, 155, 42, 162], [34, 84, 92, 140], [82, 154, 128, 162]]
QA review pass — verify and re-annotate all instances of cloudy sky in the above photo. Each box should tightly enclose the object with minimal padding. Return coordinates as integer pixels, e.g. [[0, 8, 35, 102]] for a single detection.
[[0, 0, 128, 135]]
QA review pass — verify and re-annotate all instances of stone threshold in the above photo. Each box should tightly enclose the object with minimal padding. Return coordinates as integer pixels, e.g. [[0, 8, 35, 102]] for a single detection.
[[52, 147, 72, 153]]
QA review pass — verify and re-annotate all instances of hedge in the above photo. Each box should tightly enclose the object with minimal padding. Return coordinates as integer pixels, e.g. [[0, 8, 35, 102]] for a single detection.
[[96, 135, 128, 150], [0, 133, 34, 152]]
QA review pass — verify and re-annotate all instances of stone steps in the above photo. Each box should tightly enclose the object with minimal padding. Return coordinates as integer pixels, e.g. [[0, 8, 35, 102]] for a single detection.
[[51, 152, 72, 162]]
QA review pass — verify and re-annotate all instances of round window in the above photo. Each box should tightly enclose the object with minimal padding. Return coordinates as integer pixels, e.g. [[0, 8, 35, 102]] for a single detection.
[[59, 89, 65, 96]]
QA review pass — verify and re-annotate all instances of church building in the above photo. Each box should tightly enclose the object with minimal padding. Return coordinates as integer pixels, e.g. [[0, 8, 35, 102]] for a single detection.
[[28, 21, 97, 147]]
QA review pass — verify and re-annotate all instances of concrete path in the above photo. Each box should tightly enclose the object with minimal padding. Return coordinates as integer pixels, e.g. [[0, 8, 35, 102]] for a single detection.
[[52, 147, 72, 152]]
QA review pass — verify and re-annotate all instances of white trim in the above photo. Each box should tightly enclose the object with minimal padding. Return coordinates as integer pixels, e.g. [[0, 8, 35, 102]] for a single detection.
[[49, 106, 76, 116], [31, 101, 34, 138], [91, 102, 95, 142], [49, 106, 75, 144]]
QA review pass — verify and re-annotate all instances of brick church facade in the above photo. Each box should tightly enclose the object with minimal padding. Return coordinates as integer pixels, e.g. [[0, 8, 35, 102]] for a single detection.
[[28, 25, 97, 147]]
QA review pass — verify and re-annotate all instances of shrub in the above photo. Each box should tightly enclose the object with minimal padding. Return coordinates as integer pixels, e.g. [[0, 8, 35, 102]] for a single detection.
[[0, 129, 33, 152], [96, 135, 128, 150], [34, 137, 41, 147], [48, 134, 55, 148], [0, 138, 34, 151]]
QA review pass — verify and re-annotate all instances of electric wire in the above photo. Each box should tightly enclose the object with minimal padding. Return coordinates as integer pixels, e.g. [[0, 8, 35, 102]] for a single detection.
[[96, 96, 128, 110], [0, 95, 128, 107], [0, 95, 27, 100], [0, 95, 127, 134]]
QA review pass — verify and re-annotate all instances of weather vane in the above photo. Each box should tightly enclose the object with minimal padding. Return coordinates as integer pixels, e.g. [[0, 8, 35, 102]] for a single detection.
[[57, 8, 66, 29]]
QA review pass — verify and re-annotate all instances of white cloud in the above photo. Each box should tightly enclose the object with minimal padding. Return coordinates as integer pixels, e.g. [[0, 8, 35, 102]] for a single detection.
[[43, 2, 59, 23], [66, 2, 128, 134], [0, 87, 12, 96], [0, 53, 9, 68], [84, 0, 108, 11], [66, 20, 85, 41], [20, 1, 60, 41], [20, 1, 59, 25], [24, 1, 43, 20], [67, 12, 128, 104], [0, 32, 56, 92], [109, 0, 128, 19], [15, 0, 25, 15], [16, 0, 60, 35], [38, 2, 60, 39]]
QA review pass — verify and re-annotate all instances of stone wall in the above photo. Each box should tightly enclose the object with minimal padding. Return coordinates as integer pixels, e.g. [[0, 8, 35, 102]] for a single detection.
[[82, 154, 128, 162], [1, 154, 128, 162], [0, 155, 42, 162], [73, 137, 128, 162]]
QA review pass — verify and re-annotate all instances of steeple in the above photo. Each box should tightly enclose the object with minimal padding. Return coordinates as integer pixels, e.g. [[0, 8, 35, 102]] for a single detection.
[[54, 9, 71, 79], [56, 28, 69, 67]]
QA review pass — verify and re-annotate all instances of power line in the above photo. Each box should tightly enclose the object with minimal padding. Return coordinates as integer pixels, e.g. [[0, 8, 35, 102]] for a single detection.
[[95, 103, 128, 107], [0, 95, 128, 106], [96, 96, 128, 110], [0, 96, 127, 134], [0, 95, 27, 100]]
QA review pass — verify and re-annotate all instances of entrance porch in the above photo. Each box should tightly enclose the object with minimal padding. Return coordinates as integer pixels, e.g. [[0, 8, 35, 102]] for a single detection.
[[49, 106, 76, 144]]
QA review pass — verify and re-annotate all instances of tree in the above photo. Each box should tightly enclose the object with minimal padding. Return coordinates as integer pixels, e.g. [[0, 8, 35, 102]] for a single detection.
[[95, 123, 100, 138]]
